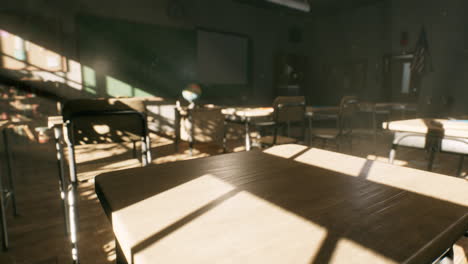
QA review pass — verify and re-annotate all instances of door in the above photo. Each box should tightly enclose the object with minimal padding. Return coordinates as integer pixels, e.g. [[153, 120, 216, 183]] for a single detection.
[[383, 54, 420, 102], [275, 53, 307, 97]]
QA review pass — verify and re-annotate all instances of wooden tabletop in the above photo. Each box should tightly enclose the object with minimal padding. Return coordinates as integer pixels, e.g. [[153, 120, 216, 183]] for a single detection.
[[96, 144, 467, 264], [384, 118, 468, 139], [47, 115, 63, 128], [221, 107, 274, 118], [222, 106, 340, 119]]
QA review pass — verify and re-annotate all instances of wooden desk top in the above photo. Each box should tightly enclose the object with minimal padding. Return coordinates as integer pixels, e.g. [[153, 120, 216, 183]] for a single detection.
[[221, 107, 274, 118], [96, 144, 468, 264], [383, 118, 468, 139], [222, 106, 338, 119], [47, 115, 63, 128]]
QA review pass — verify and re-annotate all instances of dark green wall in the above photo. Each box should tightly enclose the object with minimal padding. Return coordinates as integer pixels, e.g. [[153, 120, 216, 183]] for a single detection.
[[78, 15, 196, 98]]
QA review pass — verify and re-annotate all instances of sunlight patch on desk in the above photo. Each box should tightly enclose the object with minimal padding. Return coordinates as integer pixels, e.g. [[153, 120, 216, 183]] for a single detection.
[[112, 175, 235, 263], [330, 238, 395, 264], [134, 191, 327, 264], [366, 154, 408, 166], [263, 144, 308, 159], [282, 146, 468, 207]]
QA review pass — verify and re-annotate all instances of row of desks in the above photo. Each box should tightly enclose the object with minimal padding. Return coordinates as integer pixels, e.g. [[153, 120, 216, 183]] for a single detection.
[[221, 102, 416, 151]]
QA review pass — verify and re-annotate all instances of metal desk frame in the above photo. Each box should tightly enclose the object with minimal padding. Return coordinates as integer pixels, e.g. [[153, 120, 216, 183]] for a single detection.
[[52, 110, 151, 264], [0, 127, 18, 251]]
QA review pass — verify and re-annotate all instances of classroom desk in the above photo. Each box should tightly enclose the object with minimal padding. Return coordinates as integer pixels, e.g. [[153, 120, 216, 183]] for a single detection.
[[222, 107, 274, 151], [223, 106, 340, 151], [96, 144, 468, 264], [384, 118, 468, 175]]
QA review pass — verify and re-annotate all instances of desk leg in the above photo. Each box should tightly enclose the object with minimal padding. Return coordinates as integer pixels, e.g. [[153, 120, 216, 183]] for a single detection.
[[189, 113, 194, 156], [389, 144, 397, 164], [53, 126, 70, 238], [145, 136, 152, 164], [132, 141, 137, 159], [0, 146, 8, 250], [222, 120, 227, 153], [174, 109, 180, 152], [3, 129, 17, 216], [427, 149, 435, 172], [0, 183, 7, 251], [245, 121, 251, 151], [456, 155, 464, 177], [68, 183, 79, 264], [372, 110, 377, 154], [141, 137, 148, 167], [62, 126, 80, 264]]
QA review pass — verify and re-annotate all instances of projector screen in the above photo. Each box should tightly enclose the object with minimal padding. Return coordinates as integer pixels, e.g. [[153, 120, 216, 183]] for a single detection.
[[197, 30, 249, 85]]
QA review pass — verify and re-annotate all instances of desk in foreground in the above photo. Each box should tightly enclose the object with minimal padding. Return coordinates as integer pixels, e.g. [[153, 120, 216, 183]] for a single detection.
[[96, 144, 468, 264]]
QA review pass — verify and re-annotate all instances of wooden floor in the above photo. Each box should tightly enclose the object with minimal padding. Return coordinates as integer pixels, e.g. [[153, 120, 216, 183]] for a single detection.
[[0, 94, 466, 263]]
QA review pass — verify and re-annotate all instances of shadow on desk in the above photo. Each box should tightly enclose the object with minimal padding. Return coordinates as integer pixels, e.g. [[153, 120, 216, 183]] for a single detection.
[[95, 145, 467, 264]]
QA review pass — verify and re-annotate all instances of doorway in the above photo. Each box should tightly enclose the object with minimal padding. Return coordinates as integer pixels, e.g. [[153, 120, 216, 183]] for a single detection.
[[383, 54, 420, 102]]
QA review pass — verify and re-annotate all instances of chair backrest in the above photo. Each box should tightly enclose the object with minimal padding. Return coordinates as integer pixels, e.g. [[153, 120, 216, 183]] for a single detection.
[[62, 98, 147, 145], [338, 96, 358, 135], [180, 106, 225, 144], [272, 96, 306, 124]]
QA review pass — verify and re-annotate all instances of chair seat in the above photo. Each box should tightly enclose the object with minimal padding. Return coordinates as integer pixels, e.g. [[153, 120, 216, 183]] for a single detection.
[[310, 128, 340, 139], [258, 135, 298, 146]]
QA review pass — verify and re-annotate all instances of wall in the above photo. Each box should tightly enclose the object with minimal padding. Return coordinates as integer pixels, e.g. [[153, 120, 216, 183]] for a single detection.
[[389, 0, 468, 114], [308, 1, 388, 105], [0, 0, 315, 105], [309, 0, 468, 115]]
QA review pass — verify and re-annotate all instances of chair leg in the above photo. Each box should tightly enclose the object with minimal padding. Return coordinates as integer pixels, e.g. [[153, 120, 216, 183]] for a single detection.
[[132, 141, 137, 159]]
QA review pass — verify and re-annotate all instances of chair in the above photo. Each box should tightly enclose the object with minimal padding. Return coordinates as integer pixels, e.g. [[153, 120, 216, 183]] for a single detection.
[[175, 104, 225, 155], [54, 98, 151, 263], [256, 96, 306, 147], [309, 96, 358, 151]]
